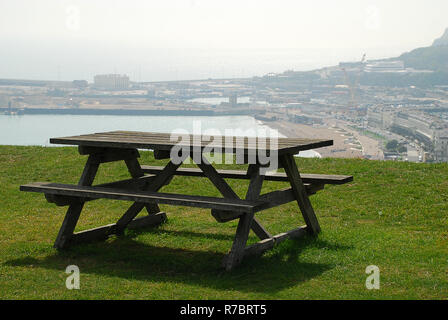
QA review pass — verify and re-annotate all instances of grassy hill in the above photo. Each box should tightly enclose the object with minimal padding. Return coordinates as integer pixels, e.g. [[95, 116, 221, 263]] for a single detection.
[[0, 146, 447, 299], [399, 45, 448, 72]]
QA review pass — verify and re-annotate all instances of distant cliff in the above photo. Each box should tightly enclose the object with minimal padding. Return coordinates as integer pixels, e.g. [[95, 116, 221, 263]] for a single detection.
[[398, 46, 448, 72], [432, 28, 448, 47], [397, 28, 448, 72]]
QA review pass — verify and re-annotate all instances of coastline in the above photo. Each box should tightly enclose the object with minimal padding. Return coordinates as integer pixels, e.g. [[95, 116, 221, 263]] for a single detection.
[[0, 112, 384, 160], [260, 119, 384, 160]]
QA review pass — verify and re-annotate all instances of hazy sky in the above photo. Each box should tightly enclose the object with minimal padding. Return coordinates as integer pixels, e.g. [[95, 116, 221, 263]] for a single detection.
[[1, 0, 447, 81]]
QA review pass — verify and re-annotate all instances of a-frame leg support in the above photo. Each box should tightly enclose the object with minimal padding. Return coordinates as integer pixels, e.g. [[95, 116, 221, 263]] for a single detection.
[[194, 156, 271, 241], [53, 149, 184, 249], [222, 164, 265, 271], [222, 155, 322, 270], [54, 155, 100, 249], [280, 154, 321, 235]]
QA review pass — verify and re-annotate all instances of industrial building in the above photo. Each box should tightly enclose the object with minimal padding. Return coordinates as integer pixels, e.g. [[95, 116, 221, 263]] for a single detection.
[[93, 74, 130, 90], [365, 61, 405, 73], [434, 131, 448, 162]]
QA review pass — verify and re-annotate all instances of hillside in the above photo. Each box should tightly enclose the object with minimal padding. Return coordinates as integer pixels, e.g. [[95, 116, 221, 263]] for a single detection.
[[393, 28, 448, 72], [399, 45, 448, 72], [433, 28, 448, 46], [0, 146, 447, 299]]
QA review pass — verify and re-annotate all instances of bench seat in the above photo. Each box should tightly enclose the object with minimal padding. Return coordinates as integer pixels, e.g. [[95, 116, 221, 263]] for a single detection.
[[141, 165, 353, 185], [20, 182, 266, 214]]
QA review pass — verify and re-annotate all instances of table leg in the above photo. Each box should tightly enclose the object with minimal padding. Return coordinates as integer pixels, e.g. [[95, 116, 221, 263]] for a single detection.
[[54, 149, 184, 248], [195, 157, 271, 240], [116, 156, 187, 233], [54, 155, 99, 249], [223, 164, 265, 271], [280, 154, 321, 235], [250, 218, 271, 240], [125, 157, 161, 215]]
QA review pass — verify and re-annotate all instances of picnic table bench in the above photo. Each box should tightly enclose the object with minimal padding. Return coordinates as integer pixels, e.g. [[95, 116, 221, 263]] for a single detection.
[[20, 131, 353, 271]]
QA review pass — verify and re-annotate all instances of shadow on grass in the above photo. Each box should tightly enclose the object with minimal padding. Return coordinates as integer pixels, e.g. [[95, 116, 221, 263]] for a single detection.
[[4, 230, 350, 294], [129, 227, 236, 242]]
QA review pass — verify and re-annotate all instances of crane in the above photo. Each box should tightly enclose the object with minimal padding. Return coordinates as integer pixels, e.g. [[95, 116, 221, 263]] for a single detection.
[[341, 53, 366, 114]]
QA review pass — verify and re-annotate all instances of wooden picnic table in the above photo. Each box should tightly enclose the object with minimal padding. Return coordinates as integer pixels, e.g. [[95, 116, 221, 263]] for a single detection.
[[20, 131, 352, 271]]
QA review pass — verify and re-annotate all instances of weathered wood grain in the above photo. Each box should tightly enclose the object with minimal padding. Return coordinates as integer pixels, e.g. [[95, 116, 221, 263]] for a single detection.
[[124, 155, 162, 217], [244, 226, 308, 257], [53, 154, 100, 249], [281, 154, 321, 235], [141, 165, 353, 185], [68, 212, 167, 245], [20, 182, 266, 213], [50, 131, 333, 156], [223, 164, 265, 271]]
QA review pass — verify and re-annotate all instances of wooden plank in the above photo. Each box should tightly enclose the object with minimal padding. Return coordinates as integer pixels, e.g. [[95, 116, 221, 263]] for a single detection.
[[20, 183, 265, 213], [77, 155, 100, 186], [272, 226, 308, 244], [194, 160, 269, 240], [127, 212, 167, 230], [53, 201, 85, 249], [250, 218, 272, 240], [70, 223, 116, 244], [113, 159, 182, 231], [96, 174, 157, 190], [244, 165, 271, 240], [211, 210, 242, 223], [120, 157, 185, 225], [281, 154, 321, 235], [141, 165, 353, 185], [124, 157, 144, 179], [43, 174, 159, 206], [150, 185, 321, 223], [53, 154, 100, 249], [223, 164, 265, 271], [255, 184, 324, 212], [153, 149, 171, 160], [45, 194, 79, 206], [124, 156, 162, 215], [78, 146, 140, 163], [194, 156, 242, 224], [68, 212, 167, 245], [49, 131, 334, 155], [195, 159, 271, 240], [244, 226, 308, 257], [195, 159, 240, 200], [257, 187, 296, 208], [58, 131, 332, 149], [244, 238, 275, 257]]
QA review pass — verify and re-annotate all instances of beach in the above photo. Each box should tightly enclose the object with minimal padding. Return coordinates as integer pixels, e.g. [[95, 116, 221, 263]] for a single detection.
[[265, 119, 384, 160]]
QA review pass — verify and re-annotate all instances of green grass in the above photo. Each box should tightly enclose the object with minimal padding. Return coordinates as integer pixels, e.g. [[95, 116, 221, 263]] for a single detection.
[[348, 125, 387, 142], [0, 145, 447, 299]]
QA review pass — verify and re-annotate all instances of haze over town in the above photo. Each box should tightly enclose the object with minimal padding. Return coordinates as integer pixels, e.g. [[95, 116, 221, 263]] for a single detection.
[[1, 0, 448, 81], [2, 1, 448, 164]]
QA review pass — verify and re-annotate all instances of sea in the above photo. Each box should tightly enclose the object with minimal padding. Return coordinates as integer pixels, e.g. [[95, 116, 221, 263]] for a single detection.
[[0, 114, 321, 158]]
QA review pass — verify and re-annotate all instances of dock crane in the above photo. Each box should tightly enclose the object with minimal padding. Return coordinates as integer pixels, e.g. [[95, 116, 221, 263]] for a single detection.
[[341, 53, 366, 114]]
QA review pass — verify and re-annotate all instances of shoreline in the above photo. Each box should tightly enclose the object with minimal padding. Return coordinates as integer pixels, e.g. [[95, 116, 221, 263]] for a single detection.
[[0, 112, 384, 159], [261, 119, 384, 160]]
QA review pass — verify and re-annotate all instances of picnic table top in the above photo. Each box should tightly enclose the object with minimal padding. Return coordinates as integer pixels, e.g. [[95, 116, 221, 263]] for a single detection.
[[50, 131, 333, 155]]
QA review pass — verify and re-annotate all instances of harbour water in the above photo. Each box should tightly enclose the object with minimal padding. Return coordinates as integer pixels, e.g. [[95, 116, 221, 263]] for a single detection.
[[188, 96, 252, 105], [0, 114, 320, 157]]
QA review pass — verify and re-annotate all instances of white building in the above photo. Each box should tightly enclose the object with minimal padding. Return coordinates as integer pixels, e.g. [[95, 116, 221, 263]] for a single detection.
[[94, 74, 130, 90], [434, 131, 448, 163], [407, 150, 420, 162], [365, 61, 405, 73]]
